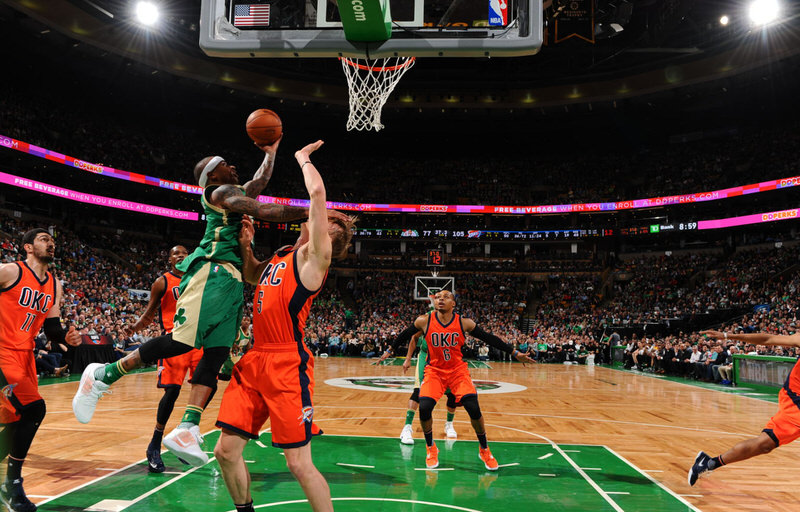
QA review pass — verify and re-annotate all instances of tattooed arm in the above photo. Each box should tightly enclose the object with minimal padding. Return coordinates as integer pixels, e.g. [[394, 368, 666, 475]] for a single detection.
[[243, 138, 281, 198], [210, 185, 308, 221]]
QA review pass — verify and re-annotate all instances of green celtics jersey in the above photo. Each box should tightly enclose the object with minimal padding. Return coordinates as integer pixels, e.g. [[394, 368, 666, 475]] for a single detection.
[[236, 327, 252, 349], [178, 185, 245, 271], [417, 336, 428, 355]]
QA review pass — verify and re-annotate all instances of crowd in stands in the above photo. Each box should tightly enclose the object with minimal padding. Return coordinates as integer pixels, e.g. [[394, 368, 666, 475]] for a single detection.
[[4, 205, 800, 390], [2, 82, 800, 208]]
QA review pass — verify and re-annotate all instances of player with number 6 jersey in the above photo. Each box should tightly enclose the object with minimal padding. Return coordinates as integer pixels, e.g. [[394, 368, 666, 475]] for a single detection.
[[388, 289, 535, 471]]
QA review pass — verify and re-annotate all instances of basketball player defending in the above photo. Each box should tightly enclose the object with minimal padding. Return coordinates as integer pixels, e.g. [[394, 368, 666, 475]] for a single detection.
[[377, 330, 460, 444], [214, 140, 355, 512], [0, 229, 81, 511], [73, 138, 349, 466], [390, 290, 534, 470], [688, 329, 800, 485], [120, 245, 205, 473]]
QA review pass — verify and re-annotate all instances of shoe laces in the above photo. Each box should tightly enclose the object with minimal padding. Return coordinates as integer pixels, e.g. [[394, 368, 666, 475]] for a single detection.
[[88, 383, 111, 401]]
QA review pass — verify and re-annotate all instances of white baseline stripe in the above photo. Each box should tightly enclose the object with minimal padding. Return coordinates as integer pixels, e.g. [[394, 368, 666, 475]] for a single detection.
[[336, 463, 375, 469], [604, 445, 703, 512]]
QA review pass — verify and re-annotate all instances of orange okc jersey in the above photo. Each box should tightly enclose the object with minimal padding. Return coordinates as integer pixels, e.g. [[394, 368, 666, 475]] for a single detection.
[[159, 272, 182, 333], [425, 312, 467, 370], [253, 248, 324, 348], [0, 262, 56, 351]]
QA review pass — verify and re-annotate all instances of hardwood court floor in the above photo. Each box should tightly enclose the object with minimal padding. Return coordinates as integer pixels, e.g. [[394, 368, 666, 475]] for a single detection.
[[28, 359, 800, 511]]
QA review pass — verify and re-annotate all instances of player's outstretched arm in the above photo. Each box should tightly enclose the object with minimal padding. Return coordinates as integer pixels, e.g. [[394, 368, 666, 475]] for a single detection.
[[243, 136, 281, 198], [461, 317, 536, 364], [211, 185, 310, 222], [402, 333, 421, 373], [378, 316, 428, 363], [296, 141, 331, 290], [238, 216, 268, 285], [123, 276, 166, 338], [700, 330, 800, 348]]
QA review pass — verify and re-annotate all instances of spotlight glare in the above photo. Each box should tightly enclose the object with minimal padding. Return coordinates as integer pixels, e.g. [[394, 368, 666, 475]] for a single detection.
[[748, 0, 780, 26], [719, 15, 730, 26], [136, 1, 159, 26]]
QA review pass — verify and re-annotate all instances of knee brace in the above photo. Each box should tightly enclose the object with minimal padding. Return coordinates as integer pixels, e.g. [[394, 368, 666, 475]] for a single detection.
[[418, 397, 436, 422], [460, 394, 482, 420], [139, 334, 193, 364], [409, 388, 420, 404], [189, 346, 230, 388], [445, 392, 457, 409]]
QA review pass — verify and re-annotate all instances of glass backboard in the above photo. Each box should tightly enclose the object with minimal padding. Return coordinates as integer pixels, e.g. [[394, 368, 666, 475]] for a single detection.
[[200, 0, 542, 58]]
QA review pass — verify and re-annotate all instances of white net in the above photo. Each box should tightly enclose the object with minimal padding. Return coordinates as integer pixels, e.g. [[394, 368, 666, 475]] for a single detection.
[[340, 56, 416, 132]]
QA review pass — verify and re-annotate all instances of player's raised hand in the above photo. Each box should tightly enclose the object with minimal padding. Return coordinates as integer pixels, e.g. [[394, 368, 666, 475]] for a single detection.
[[295, 140, 324, 162], [254, 134, 282, 157], [239, 216, 255, 246], [65, 325, 81, 347], [700, 330, 725, 340]]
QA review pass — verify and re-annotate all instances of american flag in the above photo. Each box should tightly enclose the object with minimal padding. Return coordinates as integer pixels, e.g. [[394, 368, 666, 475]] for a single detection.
[[233, 3, 270, 26]]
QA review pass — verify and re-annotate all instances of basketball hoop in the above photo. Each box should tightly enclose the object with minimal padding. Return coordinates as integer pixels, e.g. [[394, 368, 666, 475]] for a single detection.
[[339, 56, 416, 132]]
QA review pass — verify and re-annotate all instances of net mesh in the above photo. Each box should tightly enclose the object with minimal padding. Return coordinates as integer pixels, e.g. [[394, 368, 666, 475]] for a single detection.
[[340, 56, 416, 131]]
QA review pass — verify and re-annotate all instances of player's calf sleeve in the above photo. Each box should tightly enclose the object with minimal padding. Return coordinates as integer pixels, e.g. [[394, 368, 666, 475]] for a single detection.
[[418, 397, 436, 422], [9, 400, 46, 460], [460, 395, 482, 420], [139, 334, 193, 365], [189, 346, 230, 388], [156, 387, 182, 426]]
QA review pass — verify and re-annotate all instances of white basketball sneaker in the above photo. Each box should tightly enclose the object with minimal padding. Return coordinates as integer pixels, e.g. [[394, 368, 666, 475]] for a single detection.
[[163, 424, 208, 466], [72, 363, 111, 424], [400, 424, 414, 445], [444, 421, 457, 439]]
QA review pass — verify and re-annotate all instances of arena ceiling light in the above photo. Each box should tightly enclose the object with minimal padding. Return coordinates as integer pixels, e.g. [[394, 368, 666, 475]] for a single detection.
[[719, 15, 730, 26], [748, 0, 780, 26], [135, 1, 160, 26]]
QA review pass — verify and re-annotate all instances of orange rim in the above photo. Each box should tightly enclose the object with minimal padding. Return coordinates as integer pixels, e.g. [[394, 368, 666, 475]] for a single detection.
[[339, 56, 416, 72]]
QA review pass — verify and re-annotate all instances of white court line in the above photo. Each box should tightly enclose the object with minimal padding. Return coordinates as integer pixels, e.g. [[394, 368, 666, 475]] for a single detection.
[[123, 456, 217, 509], [162, 471, 183, 475], [580, 468, 602, 471], [538, 474, 556, 477], [538, 453, 553, 460], [604, 445, 703, 512], [488, 424, 624, 512], [414, 468, 454, 471], [254, 497, 483, 511], [36, 428, 220, 507], [336, 463, 375, 469], [497, 463, 520, 468], [245, 460, 256, 463], [606, 492, 630, 495], [562, 450, 581, 453]]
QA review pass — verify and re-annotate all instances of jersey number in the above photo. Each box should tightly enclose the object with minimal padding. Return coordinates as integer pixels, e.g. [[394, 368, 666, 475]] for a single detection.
[[172, 287, 180, 301], [443, 348, 451, 361], [20, 313, 36, 332], [257, 290, 264, 314]]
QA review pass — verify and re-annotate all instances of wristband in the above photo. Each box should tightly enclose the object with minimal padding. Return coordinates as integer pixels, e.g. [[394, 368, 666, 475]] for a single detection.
[[301, 161, 312, 169], [512, 349, 519, 357]]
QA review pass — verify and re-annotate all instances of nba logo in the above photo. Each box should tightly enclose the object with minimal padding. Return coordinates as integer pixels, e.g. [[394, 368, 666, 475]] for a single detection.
[[489, 0, 507, 26]]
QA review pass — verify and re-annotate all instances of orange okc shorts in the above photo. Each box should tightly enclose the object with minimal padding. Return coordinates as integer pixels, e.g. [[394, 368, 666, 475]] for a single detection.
[[420, 364, 477, 403], [157, 348, 203, 388], [763, 388, 800, 446], [216, 345, 322, 448], [0, 349, 42, 424]]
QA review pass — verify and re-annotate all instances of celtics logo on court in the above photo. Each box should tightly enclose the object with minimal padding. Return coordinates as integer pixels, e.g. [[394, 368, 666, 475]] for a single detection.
[[324, 376, 526, 394]]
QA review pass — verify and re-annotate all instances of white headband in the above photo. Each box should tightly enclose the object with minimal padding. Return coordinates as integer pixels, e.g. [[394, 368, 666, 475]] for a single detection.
[[198, 156, 224, 188]]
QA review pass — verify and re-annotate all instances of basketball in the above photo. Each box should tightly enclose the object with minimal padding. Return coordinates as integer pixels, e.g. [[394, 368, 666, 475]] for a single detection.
[[246, 109, 282, 145]]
